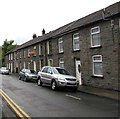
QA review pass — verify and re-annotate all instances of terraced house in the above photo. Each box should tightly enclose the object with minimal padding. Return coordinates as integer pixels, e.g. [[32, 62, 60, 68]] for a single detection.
[[5, 2, 120, 91]]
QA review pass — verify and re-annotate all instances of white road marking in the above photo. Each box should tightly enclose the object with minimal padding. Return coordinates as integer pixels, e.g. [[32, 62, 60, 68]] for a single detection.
[[66, 94, 81, 101]]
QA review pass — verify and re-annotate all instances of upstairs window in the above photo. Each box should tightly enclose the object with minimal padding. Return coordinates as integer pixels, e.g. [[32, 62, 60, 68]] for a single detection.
[[47, 41, 52, 55], [73, 33, 80, 51], [11, 53, 13, 60], [33, 46, 36, 56], [19, 51, 22, 58], [58, 38, 64, 53], [28, 49, 30, 57], [39, 44, 43, 55], [92, 55, 103, 77], [24, 50, 26, 58], [91, 26, 101, 47]]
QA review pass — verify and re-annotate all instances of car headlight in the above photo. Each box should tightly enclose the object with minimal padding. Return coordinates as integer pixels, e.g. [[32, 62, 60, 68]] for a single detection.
[[58, 78, 66, 82]]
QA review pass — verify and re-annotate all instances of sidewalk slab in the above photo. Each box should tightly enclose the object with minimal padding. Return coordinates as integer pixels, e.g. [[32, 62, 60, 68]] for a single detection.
[[78, 85, 119, 101]]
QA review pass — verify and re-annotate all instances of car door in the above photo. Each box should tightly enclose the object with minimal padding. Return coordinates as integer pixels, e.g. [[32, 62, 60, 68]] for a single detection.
[[20, 69, 25, 79], [46, 67, 53, 84], [40, 67, 48, 83]]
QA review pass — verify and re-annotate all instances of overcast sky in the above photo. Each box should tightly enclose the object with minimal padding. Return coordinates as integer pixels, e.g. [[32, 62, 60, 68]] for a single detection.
[[0, 0, 119, 46]]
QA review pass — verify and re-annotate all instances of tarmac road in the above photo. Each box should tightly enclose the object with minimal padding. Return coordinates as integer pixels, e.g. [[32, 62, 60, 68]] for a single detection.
[[1, 74, 119, 118]]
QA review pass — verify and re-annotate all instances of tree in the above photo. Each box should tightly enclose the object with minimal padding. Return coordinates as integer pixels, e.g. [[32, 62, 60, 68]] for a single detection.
[[2, 39, 16, 66]]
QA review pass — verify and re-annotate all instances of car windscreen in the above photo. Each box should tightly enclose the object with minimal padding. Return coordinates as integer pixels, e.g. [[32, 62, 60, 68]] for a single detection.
[[26, 69, 36, 74], [54, 68, 70, 75], [30, 70, 37, 74], [1, 67, 8, 70]]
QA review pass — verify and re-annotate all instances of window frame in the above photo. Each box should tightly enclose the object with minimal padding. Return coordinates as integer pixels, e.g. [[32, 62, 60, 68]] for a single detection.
[[48, 59, 53, 66], [73, 33, 80, 51], [91, 26, 101, 47], [59, 58, 64, 68], [92, 55, 103, 77], [33, 46, 37, 56], [58, 38, 64, 53]]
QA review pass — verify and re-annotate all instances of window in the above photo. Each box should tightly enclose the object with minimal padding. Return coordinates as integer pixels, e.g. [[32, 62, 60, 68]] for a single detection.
[[73, 33, 80, 51], [33, 46, 36, 56], [23, 62, 26, 68], [28, 62, 30, 69], [19, 51, 22, 58], [91, 26, 101, 47], [14, 53, 16, 60], [39, 44, 43, 55], [9, 54, 10, 60], [47, 41, 52, 54], [24, 50, 26, 58], [42, 67, 48, 73], [48, 59, 53, 66], [47, 67, 53, 74], [59, 58, 64, 68], [28, 49, 30, 57], [58, 38, 64, 53], [92, 55, 103, 77], [39, 59, 43, 70], [11, 53, 13, 60]]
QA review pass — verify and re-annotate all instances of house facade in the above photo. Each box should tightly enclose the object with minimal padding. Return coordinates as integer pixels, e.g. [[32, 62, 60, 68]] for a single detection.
[[5, 2, 120, 91]]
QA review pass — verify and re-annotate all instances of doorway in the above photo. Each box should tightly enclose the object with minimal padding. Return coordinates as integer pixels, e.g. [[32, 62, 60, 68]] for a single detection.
[[75, 59, 82, 85]]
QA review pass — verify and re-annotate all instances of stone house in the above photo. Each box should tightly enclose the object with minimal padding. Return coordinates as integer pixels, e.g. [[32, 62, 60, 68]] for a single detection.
[[5, 2, 120, 91]]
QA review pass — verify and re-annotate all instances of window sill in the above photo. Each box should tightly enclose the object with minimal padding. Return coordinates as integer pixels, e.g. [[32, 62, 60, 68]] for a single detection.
[[91, 75, 104, 79], [58, 52, 64, 54], [90, 46, 102, 49], [72, 50, 80, 52]]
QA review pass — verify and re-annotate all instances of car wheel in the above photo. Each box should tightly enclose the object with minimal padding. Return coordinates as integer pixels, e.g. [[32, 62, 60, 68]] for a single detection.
[[19, 76, 21, 80], [51, 80, 57, 91], [24, 77, 28, 82], [37, 78, 43, 86]]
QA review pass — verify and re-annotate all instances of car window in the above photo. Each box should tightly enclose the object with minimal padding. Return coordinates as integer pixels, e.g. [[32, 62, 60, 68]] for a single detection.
[[25, 69, 30, 73], [47, 68, 53, 74], [1, 67, 7, 70], [42, 67, 48, 73], [22, 69, 25, 72], [30, 70, 36, 74], [56, 68, 70, 75]]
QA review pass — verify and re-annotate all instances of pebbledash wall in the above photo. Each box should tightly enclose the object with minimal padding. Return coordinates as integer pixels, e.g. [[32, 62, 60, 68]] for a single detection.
[[5, 2, 120, 91]]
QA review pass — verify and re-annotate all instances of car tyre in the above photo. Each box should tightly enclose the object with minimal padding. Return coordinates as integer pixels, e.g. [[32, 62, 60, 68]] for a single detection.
[[24, 77, 28, 82], [19, 76, 21, 80], [51, 80, 57, 91], [37, 78, 43, 86]]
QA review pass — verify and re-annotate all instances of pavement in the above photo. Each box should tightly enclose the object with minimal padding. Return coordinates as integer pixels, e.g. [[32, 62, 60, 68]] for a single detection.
[[10, 73, 119, 101], [78, 85, 119, 101]]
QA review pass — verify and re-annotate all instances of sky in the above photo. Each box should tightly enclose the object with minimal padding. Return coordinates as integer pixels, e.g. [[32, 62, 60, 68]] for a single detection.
[[0, 0, 119, 46]]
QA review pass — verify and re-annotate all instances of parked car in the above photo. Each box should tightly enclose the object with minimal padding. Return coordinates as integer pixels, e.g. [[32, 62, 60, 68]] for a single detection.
[[0, 67, 9, 75], [19, 69, 38, 82], [37, 66, 79, 91]]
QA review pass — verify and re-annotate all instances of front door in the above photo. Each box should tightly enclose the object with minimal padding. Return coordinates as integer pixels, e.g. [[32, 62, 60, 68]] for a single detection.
[[33, 61, 37, 71], [75, 59, 82, 85]]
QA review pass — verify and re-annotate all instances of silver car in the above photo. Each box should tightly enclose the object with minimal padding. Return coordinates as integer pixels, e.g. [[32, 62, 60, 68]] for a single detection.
[[0, 67, 9, 75], [37, 66, 79, 91]]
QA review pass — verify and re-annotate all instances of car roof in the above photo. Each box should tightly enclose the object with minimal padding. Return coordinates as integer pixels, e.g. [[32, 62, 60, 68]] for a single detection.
[[42, 66, 64, 69]]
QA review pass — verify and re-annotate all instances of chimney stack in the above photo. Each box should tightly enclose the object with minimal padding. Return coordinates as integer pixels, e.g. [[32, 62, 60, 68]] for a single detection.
[[42, 28, 45, 35], [33, 33, 37, 39]]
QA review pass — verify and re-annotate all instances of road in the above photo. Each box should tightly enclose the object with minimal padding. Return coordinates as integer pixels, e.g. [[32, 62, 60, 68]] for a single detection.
[[0, 74, 119, 118]]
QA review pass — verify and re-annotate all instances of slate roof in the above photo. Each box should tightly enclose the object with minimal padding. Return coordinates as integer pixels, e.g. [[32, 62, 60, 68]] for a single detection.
[[6, 1, 120, 53]]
